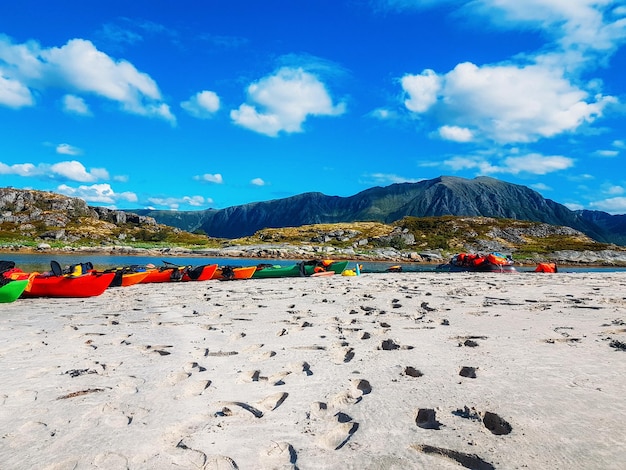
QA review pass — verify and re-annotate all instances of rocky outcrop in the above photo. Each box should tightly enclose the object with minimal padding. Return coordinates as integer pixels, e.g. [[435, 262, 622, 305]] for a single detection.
[[0, 188, 162, 243]]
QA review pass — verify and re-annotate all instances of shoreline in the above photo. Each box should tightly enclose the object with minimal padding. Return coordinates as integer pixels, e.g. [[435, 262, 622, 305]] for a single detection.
[[1, 272, 625, 469], [2, 243, 626, 268]]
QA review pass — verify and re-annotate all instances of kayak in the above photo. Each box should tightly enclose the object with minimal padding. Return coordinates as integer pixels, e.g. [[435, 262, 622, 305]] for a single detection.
[[252, 260, 349, 279], [436, 252, 517, 273], [104, 268, 152, 287], [212, 266, 257, 280], [140, 263, 218, 283], [22, 272, 116, 298], [140, 267, 185, 283], [0, 279, 28, 303], [181, 264, 218, 281]]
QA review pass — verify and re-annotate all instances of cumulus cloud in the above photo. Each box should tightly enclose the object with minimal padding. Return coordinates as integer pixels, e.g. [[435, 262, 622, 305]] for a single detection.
[[62, 94, 91, 115], [56, 143, 82, 156], [181, 90, 220, 118], [438, 125, 473, 142], [589, 197, 626, 214], [0, 36, 175, 123], [50, 161, 109, 182], [250, 178, 266, 186], [194, 173, 223, 184], [0, 74, 33, 107], [442, 152, 574, 175], [0, 162, 37, 176], [397, 1, 623, 145], [147, 195, 208, 210], [403, 62, 614, 144], [57, 183, 137, 205], [0, 159, 109, 182], [231, 67, 346, 136], [401, 69, 440, 113]]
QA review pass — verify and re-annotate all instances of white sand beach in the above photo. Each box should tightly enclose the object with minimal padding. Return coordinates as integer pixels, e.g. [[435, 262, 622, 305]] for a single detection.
[[1, 272, 626, 469]]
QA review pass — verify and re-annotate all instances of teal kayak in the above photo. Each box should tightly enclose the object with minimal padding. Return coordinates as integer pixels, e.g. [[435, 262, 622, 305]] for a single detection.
[[252, 260, 349, 279]]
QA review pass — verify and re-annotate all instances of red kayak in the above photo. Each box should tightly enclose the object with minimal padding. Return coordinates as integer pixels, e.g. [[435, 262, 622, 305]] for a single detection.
[[182, 264, 218, 281], [22, 272, 115, 298], [141, 264, 219, 283]]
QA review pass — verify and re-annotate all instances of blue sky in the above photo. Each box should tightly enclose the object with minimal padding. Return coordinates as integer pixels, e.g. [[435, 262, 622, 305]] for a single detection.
[[1, 1, 625, 214]]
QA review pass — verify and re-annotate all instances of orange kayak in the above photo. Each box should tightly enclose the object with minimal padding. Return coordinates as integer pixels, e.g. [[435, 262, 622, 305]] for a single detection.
[[182, 264, 218, 281], [140, 267, 185, 283], [211, 266, 257, 280], [22, 272, 115, 298], [121, 271, 151, 286]]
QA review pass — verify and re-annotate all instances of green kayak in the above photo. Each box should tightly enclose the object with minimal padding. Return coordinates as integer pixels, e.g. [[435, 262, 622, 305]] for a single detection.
[[252, 260, 350, 279], [0, 279, 28, 303]]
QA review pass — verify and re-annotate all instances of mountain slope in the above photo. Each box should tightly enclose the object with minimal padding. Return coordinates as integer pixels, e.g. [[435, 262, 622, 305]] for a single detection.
[[132, 176, 622, 244]]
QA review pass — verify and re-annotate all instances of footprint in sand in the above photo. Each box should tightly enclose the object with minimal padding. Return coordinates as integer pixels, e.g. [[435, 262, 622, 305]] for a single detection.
[[316, 421, 359, 450], [249, 350, 277, 363], [309, 380, 371, 450], [92, 452, 129, 469], [167, 365, 212, 398], [411, 444, 495, 470], [215, 393, 288, 418], [259, 392, 289, 411], [259, 441, 298, 469], [331, 345, 355, 364], [169, 441, 211, 469], [204, 455, 239, 469]]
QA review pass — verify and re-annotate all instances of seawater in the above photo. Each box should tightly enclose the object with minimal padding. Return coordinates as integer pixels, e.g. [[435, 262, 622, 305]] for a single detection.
[[2, 252, 625, 274]]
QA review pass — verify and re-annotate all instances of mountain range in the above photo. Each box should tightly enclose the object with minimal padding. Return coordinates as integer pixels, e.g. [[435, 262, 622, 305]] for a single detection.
[[133, 176, 626, 246]]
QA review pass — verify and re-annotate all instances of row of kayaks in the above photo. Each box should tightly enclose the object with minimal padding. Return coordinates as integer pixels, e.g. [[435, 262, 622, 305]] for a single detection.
[[436, 252, 517, 273], [0, 259, 351, 302]]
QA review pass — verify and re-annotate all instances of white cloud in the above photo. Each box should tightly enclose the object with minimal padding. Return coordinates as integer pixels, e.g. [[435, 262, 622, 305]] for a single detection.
[[401, 69, 440, 113], [0, 159, 109, 182], [442, 152, 574, 175], [594, 149, 619, 157], [396, 1, 624, 145], [250, 178, 266, 186], [364, 173, 422, 185], [499, 153, 575, 175], [564, 202, 585, 211], [403, 62, 614, 144], [369, 108, 400, 120], [181, 90, 220, 118], [0, 36, 175, 123], [56, 143, 82, 156], [589, 197, 626, 214], [147, 195, 208, 210], [438, 125, 473, 142], [0, 161, 36, 176], [194, 173, 223, 184], [466, 0, 626, 57], [50, 161, 109, 182], [0, 74, 34, 107], [231, 67, 345, 136], [606, 185, 624, 195], [62, 94, 90, 115], [57, 183, 137, 205], [531, 183, 552, 192]]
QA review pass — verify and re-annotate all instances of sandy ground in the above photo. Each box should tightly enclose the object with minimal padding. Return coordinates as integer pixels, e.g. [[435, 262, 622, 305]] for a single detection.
[[1, 272, 626, 469]]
